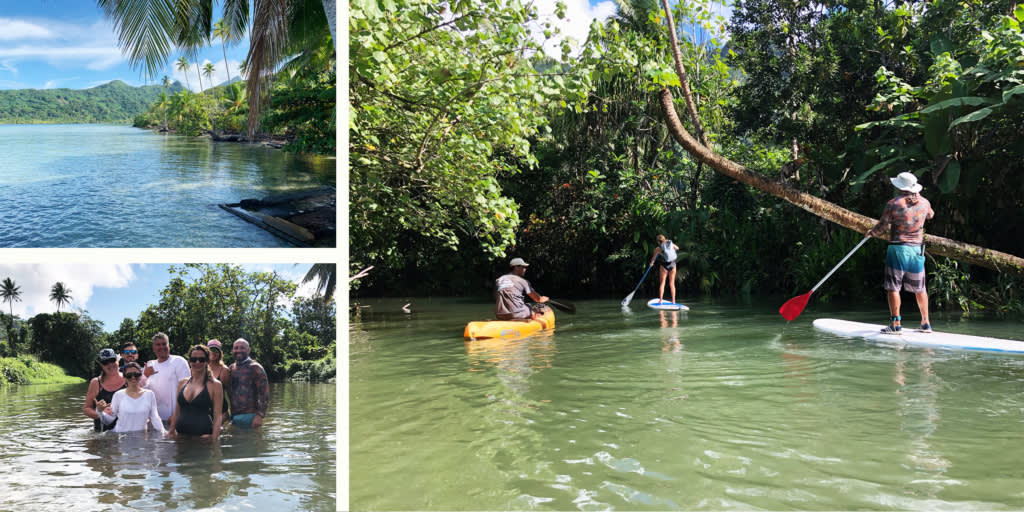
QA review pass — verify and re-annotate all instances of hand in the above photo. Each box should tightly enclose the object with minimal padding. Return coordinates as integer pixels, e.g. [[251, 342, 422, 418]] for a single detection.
[[95, 399, 108, 410], [144, 364, 157, 377], [253, 415, 264, 428], [539, 296, 549, 303]]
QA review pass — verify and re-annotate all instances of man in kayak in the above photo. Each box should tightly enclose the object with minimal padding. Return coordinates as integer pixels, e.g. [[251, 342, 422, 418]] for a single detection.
[[866, 172, 935, 334], [495, 258, 550, 320], [650, 234, 680, 305]]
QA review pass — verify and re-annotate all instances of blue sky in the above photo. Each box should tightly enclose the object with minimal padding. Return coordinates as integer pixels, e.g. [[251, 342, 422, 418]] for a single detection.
[[0, 263, 322, 332], [0, 1, 249, 91]]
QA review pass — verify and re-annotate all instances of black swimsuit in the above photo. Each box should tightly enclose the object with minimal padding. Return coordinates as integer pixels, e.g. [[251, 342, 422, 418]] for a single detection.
[[175, 378, 214, 436], [94, 380, 125, 431]]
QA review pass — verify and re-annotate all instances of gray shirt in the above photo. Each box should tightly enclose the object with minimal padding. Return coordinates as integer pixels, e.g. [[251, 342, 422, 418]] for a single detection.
[[494, 273, 534, 319]]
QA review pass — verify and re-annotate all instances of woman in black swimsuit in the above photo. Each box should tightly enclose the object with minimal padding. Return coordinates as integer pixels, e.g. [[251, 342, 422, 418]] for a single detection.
[[84, 348, 126, 431], [169, 345, 224, 440]]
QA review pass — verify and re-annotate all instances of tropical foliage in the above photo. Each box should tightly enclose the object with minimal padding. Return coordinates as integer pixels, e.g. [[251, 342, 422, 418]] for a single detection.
[[350, 0, 1024, 316], [0, 80, 179, 124]]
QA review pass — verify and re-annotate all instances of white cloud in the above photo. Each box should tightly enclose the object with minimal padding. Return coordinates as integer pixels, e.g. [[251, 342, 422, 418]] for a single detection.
[[530, 0, 617, 60], [0, 18, 55, 40], [0, 59, 17, 75], [0, 264, 135, 317], [171, 58, 242, 91]]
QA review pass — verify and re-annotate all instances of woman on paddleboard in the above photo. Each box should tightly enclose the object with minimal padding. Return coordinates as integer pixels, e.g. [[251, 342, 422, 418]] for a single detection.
[[650, 235, 680, 305], [865, 172, 934, 335]]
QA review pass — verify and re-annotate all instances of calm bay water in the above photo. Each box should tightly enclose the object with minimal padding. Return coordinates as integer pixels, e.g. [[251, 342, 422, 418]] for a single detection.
[[0, 381, 336, 511], [350, 297, 1024, 510], [0, 124, 335, 247]]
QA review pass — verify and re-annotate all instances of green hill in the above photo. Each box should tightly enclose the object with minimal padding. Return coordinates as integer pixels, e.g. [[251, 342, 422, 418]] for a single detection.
[[0, 80, 185, 124]]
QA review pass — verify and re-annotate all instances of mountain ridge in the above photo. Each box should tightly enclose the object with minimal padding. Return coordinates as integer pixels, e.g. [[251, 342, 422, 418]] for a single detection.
[[0, 81, 186, 124]]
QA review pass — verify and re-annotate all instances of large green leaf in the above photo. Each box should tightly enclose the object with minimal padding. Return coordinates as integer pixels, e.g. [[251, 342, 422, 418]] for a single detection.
[[948, 106, 995, 128], [1003, 84, 1024, 104], [923, 114, 951, 156], [919, 96, 998, 114], [850, 155, 907, 187], [929, 35, 954, 56], [937, 160, 961, 194]]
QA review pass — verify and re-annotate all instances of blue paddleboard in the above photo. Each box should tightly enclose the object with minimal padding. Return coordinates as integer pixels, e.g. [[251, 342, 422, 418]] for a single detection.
[[647, 298, 689, 311]]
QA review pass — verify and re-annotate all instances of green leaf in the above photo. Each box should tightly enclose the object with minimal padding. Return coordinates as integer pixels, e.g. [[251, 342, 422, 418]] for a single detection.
[[923, 115, 951, 157], [920, 96, 998, 114], [851, 155, 907, 186], [1003, 84, 1024, 103], [948, 106, 995, 128], [929, 35, 954, 56], [937, 160, 960, 194], [1016, 4, 1024, 22]]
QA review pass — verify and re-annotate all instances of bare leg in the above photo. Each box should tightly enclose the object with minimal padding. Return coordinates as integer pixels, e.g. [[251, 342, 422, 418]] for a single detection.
[[658, 266, 668, 302], [886, 290, 901, 327], [915, 291, 930, 327], [668, 267, 677, 304]]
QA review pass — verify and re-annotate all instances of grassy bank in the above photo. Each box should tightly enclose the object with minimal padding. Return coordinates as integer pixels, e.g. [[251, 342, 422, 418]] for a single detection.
[[1, 356, 85, 386]]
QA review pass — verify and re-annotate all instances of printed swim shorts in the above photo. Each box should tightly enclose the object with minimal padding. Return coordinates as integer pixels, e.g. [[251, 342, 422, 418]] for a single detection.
[[884, 244, 926, 293]]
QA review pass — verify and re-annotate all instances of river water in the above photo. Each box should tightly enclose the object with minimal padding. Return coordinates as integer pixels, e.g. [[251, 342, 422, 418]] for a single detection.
[[0, 124, 335, 247], [350, 297, 1024, 510], [0, 381, 336, 511]]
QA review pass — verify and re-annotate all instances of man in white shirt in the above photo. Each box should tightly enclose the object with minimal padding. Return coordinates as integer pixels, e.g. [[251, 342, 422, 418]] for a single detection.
[[142, 332, 190, 427]]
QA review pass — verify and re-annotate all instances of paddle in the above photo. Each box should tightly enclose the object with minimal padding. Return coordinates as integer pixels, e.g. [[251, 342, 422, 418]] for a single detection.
[[779, 236, 871, 321], [621, 265, 654, 306], [546, 299, 576, 314]]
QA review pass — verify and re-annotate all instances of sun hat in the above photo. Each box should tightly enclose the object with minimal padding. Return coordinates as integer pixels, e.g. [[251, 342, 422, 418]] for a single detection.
[[890, 172, 922, 193], [509, 257, 530, 267], [207, 339, 222, 349], [97, 348, 117, 361]]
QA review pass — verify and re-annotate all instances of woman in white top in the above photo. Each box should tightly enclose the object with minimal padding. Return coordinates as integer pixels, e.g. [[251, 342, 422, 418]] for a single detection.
[[100, 362, 165, 434]]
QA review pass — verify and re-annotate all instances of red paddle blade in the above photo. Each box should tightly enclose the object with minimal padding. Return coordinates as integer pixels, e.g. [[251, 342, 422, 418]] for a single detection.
[[779, 291, 813, 321]]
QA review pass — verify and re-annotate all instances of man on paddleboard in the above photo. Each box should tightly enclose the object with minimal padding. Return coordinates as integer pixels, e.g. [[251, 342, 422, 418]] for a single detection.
[[650, 234, 680, 305], [495, 258, 549, 320], [865, 172, 935, 334]]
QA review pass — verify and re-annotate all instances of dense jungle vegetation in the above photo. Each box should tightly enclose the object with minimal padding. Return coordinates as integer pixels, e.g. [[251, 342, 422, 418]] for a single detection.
[[0, 80, 179, 124], [350, 0, 1024, 316], [0, 264, 337, 385]]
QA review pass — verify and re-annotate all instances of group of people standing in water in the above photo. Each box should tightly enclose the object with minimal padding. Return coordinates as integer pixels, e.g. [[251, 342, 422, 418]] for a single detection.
[[84, 332, 271, 439]]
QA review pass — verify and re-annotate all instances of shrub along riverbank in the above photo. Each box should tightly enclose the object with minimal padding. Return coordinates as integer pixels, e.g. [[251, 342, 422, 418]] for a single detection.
[[0, 356, 84, 386]]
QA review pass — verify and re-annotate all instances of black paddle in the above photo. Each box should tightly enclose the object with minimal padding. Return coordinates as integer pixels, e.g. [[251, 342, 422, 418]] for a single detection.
[[546, 299, 576, 314]]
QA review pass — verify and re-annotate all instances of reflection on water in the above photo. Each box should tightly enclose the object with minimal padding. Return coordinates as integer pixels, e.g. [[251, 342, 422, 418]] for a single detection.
[[351, 298, 1024, 510], [0, 124, 335, 247], [0, 382, 335, 511]]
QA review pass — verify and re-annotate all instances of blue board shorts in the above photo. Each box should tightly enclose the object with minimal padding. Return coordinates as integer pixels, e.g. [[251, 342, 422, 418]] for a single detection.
[[884, 244, 926, 293], [232, 413, 258, 428]]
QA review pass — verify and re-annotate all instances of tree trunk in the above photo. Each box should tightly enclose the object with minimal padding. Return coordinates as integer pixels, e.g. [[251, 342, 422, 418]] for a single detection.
[[658, 88, 1024, 274], [322, 0, 337, 50]]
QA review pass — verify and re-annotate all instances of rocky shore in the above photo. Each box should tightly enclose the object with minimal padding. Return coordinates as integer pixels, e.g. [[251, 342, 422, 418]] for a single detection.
[[219, 187, 336, 247]]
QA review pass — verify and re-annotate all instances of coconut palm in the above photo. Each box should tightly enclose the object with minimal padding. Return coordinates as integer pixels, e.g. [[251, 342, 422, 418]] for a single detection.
[[212, 18, 233, 85], [203, 62, 217, 88], [302, 264, 336, 302], [0, 277, 22, 340], [96, 0, 333, 136], [162, 74, 171, 90], [50, 282, 72, 313], [175, 56, 191, 91]]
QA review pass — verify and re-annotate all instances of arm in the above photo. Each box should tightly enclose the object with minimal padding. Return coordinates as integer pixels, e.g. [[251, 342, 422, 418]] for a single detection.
[[84, 378, 100, 420], [672, 243, 679, 251], [100, 391, 120, 426], [649, 247, 662, 266], [253, 366, 271, 428], [221, 368, 232, 414], [167, 378, 186, 436], [147, 392, 165, 434], [210, 381, 223, 439], [527, 291, 549, 303]]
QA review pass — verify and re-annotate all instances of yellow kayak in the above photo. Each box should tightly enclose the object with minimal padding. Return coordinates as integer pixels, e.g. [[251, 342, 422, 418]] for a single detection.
[[463, 309, 556, 340]]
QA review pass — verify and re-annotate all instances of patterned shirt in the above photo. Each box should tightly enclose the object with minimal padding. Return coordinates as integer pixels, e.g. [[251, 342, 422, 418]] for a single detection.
[[229, 358, 270, 417], [875, 192, 934, 244]]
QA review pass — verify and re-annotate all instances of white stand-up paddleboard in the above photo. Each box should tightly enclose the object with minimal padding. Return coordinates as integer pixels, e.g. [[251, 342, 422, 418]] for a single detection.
[[647, 298, 689, 311], [813, 318, 1024, 354]]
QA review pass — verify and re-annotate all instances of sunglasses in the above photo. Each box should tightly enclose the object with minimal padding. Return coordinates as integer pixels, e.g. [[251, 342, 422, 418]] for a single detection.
[[100, 358, 118, 365], [209, 347, 221, 352], [189, 356, 208, 363], [124, 373, 143, 379], [123, 350, 138, 355]]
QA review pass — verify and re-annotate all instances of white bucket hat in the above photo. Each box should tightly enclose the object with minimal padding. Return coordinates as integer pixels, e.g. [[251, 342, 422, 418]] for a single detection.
[[509, 257, 530, 267], [890, 172, 922, 193]]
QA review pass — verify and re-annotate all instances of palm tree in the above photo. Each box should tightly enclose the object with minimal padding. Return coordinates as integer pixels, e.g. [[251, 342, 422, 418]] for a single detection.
[[175, 56, 191, 91], [302, 264, 336, 302], [203, 62, 217, 88], [195, 58, 205, 93], [50, 282, 72, 313], [96, 0, 333, 136], [0, 277, 22, 339], [162, 74, 171, 90], [213, 18, 233, 85]]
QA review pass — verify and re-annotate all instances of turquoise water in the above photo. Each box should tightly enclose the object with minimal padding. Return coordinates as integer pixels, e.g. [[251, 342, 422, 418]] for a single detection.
[[0, 124, 334, 247], [350, 297, 1024, 510], [0, 381, 336, 511]]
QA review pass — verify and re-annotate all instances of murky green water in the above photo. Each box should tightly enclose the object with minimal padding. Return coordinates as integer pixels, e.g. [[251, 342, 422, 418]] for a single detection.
[[350, 297, 1024, 510], [0, 381, 335, 511], [0, 124, 334, 247]]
